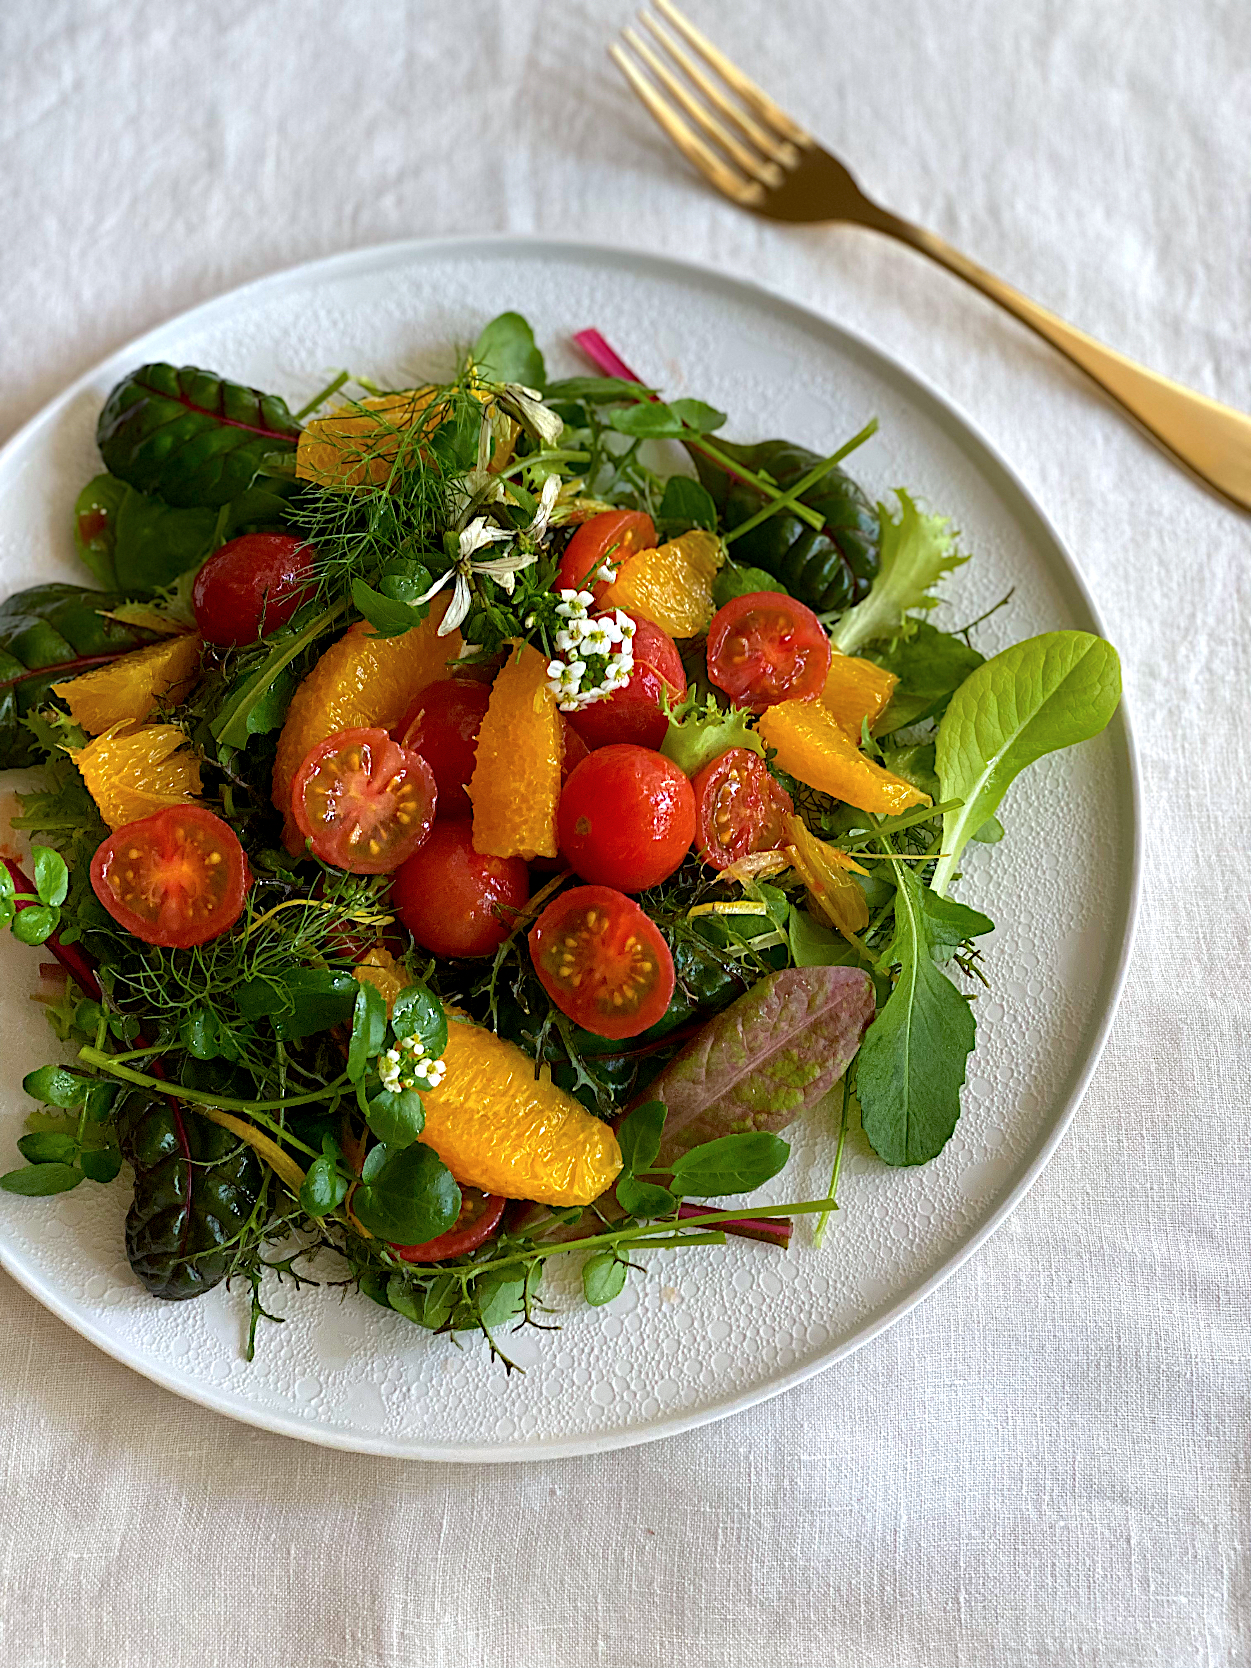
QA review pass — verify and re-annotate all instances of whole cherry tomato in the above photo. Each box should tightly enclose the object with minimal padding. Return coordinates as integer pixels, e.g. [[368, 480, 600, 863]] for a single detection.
[[556, 509, 655, 598], [292, 728, 436, 874], [90, 806, 251, 948], [192, 533, 314, 645], [528, 884, 675, 1039], [706, 591, 831, 708], [691, 747, 793, 870], [566, 615, 686, 751], [392, 1188, 505, 1262], [396, 678, 491, 817], [558, 745, 695, 892], [391, 819, 529, 959]]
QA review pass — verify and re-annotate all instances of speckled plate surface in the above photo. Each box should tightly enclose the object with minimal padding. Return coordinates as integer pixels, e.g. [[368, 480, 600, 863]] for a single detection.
[[0, 237, 1139, 1461]]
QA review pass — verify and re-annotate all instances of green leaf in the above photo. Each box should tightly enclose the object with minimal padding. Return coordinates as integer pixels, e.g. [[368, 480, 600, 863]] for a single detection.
[[0, 1162, 83, 1196], [364, 1088, 425, 1147], [351, 577, 428, 639], [659, 690, 764, 777], [391, 986, 448, 1059], [932, 631, 1122, 895], [608, 402, 684, 439], [211, 601, 344, 750], [347, 979, 388, 1083], [351, 1141, 460, 1244], [669, 1131, 790, 1197], [72, 475, 128, 588], [617, 1099, 667, 1175], [31, 846, 69, 907], [17, 1131, 78, 1164], [657, 474, 718, 532], [23, 1064, 92, 1108], [712, 564, 788, 609], [472, 312, 545, 389], [582, 1250, 628, 1306], [832, 491, 966, 655], [79, 1146, 123, 1184], [615, 1175, 676, 1218], [236, 968, 359, 1040], [971, 815, 1004, 845], [543, 375, 656, 403], [475, 1270, 527, 1328], [378, 562, 434, 606], [97, 363, 301, 509], [787, 905, 863, 969], [12, 905, 58, 945], [871, 620, 985, 730], [179, 1005, 243, 1062], [84, 1080, 120, 1122], [299, 1153, 349, 1217], [668, 398, 727, 434], [389, 1271, 458, 1329]]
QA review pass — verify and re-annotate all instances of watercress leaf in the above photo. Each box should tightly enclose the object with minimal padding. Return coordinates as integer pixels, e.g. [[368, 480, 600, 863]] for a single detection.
[[712, 563, 788, 609], [657, 474, 719, 533], [299, 1153, 349, 1217], [360, 1143, 393, 1183], [543, 375, 655, 403], [347, 979, 389, 1083], [832, 491, 966, 655], [475, 1269, 527, 1329], [378, 563, 434, 606], [608, 402, 683, 439], [933, 631, 1122, 895], [390, 1271, 458, 1330], [0, 868, 13, 905], [670, 1131, 790, 1197], [31, 845, 69, 907], [365, 1088, 425, 1148], [617, 1099, 667, 1175], [669, 398, 727, 434], [391, 986, 448, 1059], [179, 1005, 244, 1062], [23, 1064, 91, 1108], [12, 904, 59, 946], [83, 1080, 120, 1122], [472, 312, 545, 389], [581, 1250, 628, 1307], [351, 576, 428, 638], [79, 1146, 123, 1184], [17, 1131, 78, 1165], [615, 1176, 676, 1218], [236, 968, 359, 1040], [352, 1141, 460, 1244], [0, 1162, 83, 1196], [637, 966, 876, 1165], [871, 619, 984, 729]]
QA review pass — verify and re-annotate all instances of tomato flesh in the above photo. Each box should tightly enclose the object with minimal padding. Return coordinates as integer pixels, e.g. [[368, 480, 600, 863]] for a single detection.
[[292, 727, 436, 874], [529, 884, 675, 1040], [692, 747, 794, 870], [706, 591, 831, 708], [192, 533, 314, 646], [566, 615, 686, 751], [391, 819, 529, 959], [90, 806, 251, 948], [393, 1188, 505, 1262], [396, 678, 491, 817], [558, 745, 695, 892], [556, 510, 655, 599]]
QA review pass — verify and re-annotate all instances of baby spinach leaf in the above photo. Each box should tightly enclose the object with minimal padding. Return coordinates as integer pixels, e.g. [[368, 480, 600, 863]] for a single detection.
[[392, 986, 448, 1059], [472, 312, 545, 389], [97, 363, 301, 509], [236, 968, 359, 1040], [933, 631, 1122, 895], [832, 491, 966, 655], [582, 1251, 628, 1307], [0, 1162, 83, 1196], [669, 1131, 790, 1196], [657, 474, 718, 533], [347, 980, 388, 1083], [351, 1141, 459, 1244], [871, 620, 984, 730], [617, 1099, 667, 1175], [364, 1088, 425, 1148]]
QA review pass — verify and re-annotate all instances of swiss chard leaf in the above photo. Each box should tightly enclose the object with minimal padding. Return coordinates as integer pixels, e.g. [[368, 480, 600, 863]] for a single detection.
[[97, 363, 302, 509], [472, 312, 546, 389], [871, 620, 984, 730], [933, 631, 1122, 895], [351, 1141, 460, 1244]]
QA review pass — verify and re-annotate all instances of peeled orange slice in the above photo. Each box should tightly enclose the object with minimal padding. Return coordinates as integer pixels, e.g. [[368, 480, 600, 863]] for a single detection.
[[600, 529, 723, 639], [819, 649, 898, 740], [466, 642, 561, 860], [53, 634, 202, 736], [69, 723, 202, 830], [758, 698, 929, 817], [295, 391, 443, 489], [785, 814, 869, 937]]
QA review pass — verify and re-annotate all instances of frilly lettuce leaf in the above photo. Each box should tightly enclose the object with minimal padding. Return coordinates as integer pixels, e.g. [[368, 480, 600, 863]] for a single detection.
[[660, 690, 763, 776], [832, 490, 965, 655]]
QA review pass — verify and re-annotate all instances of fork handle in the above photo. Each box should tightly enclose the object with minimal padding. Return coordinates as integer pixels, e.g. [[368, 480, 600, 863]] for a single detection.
[[875, 211, 1251, 510]]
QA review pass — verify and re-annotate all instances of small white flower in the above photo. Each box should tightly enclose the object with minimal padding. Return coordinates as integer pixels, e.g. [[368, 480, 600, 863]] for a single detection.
[[554, 626, 584, 655], [595, 563, 616, 585], [613, 609, 636, 642], [494, 383, 565, 447], [602, 659, 632, 691], [579, 619, 616, 656]]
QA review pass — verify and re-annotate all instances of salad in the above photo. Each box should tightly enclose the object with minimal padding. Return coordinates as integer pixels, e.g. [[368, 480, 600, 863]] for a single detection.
[[0, 312, 1121, 1366]]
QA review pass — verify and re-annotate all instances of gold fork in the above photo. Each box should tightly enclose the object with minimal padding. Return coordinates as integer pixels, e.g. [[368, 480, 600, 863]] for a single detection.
[[611, 0, 1251, 512]]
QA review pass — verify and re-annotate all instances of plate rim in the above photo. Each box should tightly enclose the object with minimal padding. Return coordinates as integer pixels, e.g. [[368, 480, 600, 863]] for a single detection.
[[0, 232, 1142, 1462]]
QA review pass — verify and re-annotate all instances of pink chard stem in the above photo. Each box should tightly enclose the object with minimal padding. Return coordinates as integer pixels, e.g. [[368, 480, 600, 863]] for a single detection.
[[677, 1202, 793, 1249]]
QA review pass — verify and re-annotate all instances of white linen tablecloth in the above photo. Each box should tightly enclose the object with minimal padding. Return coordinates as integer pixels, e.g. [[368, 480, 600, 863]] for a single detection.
[[1, 2, 1247, 1663]]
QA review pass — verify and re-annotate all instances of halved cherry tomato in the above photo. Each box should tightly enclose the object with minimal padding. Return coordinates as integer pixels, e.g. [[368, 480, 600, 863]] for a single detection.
[[392, 1187, 505, 1262], [391, 819, 529, 958], [706, 591, 831, 708], [90, 805, 251, 948], [192, 533, 314, 646], [396, 678, 491, 817], [558, 745, 695, 892], [292, 727, 436, 874], [566, 615, 686, 751], [529, 884, 675, 1040], [556, 510, 655, 598], [691, 747, 794, 870]]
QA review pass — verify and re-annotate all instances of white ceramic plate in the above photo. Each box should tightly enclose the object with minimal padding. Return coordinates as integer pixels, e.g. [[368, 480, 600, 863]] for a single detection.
[[0, 237, 1139, 1461]]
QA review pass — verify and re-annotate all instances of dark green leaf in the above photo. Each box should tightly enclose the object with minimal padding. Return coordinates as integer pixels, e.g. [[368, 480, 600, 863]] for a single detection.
[[351, 577, 428, 639], [236, 968, 359, 1040], [391, 986, 448, 1058], [12, 905, 59, 945], [668, 398, 726, 434], [543, 375, 655, 403], [210, 602, 343, 750], [388, 1271, 458, 1329], [475, 1270, 526, 1329], [364, 1088, 425, 1147], [352, 1141, 460, 1243], [347, 979, 388, 1083], [31, 846, 69, 907], [712, 564, 788, 609], [179, 1005, 243, 1062], [617, 1099, 667, 1175], [787, 906, 863, 969], [472, 312, 545, 389], [0, 1162, 83, 1196], [79, 1146, 123, 1183], [17, 1131, 78, 1164], [84, 1081, 120, 1122], [871, 620, 984, 730], [657, 475, 718, 532], [378, 563, 434, 606], [609, 402, 684, 439], [582, 1251, 628, 1306], [73, 475, 128, 588], [299, 1154, 349, 1217], [615, 1175, 676, 1218], [361, 1142, 394, 1182], [108, 485, 219, 594], [23, 1064, 92, 1108], [669, 1131, 790, 1197]]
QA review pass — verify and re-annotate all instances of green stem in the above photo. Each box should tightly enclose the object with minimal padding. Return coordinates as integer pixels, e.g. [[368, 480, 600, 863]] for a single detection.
[[211, 599, 347, 748], [723, 420, 879, 546], [687, 434, 825, 532], [77, 1050, 344, 1145], [497, 449, 590, 479], [814, 1073, 853, 1247], [293, 371, 349, 423]]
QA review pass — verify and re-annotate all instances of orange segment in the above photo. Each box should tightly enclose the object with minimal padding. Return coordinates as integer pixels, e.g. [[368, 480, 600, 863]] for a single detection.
[[820, 649, 898, 740], [272, 594, 461, 851], [785, 813, 869, 937], [600, 529, 723, 639], [53, 634, 202, 735], [758, 698, 930, 816], [419, 1016, 622, 1205], [296, 391, 442, 488], [69, 723, 202, 830], [467, 642, 561, 860]]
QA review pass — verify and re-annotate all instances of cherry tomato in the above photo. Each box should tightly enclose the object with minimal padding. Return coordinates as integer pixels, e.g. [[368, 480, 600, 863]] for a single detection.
[[567, 615, 686, 751], [392, 1188, 505, 1262], [292, 728, 436, 874], [395, 678, 491, 817], [706, 591, 831, 708], [691, 747, 794, 870], [558, 745, 695, 892], [529, 884, 675, 1039], [556, 509, 655, 598], [391, 819, 529, 958], [90, 806, 251, 948], [192, 533, 314, 646], [561, 719, 590, 780]]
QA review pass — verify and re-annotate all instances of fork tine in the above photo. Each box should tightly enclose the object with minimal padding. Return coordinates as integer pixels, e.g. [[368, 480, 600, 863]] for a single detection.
[[609, 42, 765, 207], [621, 26, 784, 188], [638, 12, 800, 169], [652, 0, 812, 148]]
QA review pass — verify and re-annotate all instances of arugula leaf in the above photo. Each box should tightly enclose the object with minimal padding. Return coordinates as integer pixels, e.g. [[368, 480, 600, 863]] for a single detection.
[[669, 1130, 790, 1196], [832, 491, 966, 655], [787, 905, 863, 969], [472, 312, 545, 389], [871, 620, 984, 729], [211, 600, 344, 749], [932, 631, 1122, 895], [856, 865, 991, 1166], [351, 1141, 460, 1244]]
